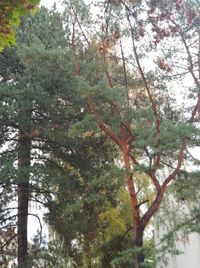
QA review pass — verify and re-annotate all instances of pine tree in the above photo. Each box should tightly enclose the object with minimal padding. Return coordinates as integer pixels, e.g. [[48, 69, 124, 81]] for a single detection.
[[0, 7, 78, 266], [63, 0, 200, 266], [0, 6, 121, 267]]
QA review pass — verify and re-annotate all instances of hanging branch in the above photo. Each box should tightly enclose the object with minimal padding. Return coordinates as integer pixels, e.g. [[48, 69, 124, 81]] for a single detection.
[[28, 213, 43, 246]]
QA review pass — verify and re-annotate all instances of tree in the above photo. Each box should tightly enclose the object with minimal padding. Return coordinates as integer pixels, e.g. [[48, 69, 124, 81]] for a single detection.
[[0, 1, 199, 267], [0, 6, 79, 266], [0, 6, 122, 267], [63, 0, 200, 266], [0, 0, 40, 51]]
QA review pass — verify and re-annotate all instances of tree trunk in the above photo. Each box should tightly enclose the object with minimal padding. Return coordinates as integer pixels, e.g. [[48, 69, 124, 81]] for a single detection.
[[120, 125, 145, 268], [134, 228, 144, 268], [17, 182, 29, 266], [17, 122, 31, 267]]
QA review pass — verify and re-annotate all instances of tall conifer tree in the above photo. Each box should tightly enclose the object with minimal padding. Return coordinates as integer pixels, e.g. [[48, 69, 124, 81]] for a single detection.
[[62, 0, 200, 266], [0, 7, 77, 266]]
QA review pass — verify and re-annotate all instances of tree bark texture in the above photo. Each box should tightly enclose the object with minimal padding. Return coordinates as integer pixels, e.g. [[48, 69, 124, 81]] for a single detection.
[[134, 228, 144, 268], [17, 118, 31, 267], [121, 125, 145, 267]]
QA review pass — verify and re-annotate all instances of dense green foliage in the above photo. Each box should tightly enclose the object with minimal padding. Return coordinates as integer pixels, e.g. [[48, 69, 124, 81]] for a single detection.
[[0, 0, 200, 267], [0, 6, 139, 267]]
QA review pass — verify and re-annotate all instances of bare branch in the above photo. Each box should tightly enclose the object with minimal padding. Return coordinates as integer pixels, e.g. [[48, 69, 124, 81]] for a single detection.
[[28, 213, 43, 246]]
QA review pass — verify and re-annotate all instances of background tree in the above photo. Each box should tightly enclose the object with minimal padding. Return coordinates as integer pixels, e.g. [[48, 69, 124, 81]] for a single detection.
[[0, 6, 78, 266], [0, 5, 126, 267]]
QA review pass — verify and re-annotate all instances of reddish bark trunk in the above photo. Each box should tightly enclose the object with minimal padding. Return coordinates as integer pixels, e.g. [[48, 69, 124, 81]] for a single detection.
[[89, 104, 184, 267], [121, 125, 140, 229], [120, 125, 145, 267]]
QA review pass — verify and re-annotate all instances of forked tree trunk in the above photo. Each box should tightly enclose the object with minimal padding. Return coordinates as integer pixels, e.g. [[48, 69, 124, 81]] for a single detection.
[[121, 125, 144, 267], [89, 104, 184, 268], [17, 120, 31, 267]]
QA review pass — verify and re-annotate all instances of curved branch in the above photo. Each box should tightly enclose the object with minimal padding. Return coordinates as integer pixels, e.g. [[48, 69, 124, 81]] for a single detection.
[[162, 147, 185, 189], [28, 213, 43, 246], [87, 100, 122, 148], [140, 147, 184, 229], [148, 171, 161, 192]]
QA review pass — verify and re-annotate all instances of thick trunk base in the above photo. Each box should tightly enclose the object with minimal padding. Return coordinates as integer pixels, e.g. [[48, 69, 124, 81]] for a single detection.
[[17, 183, 29, 267], [134, 231, 144, 268]]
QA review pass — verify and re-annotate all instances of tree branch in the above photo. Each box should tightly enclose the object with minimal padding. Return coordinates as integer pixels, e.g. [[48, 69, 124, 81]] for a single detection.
[[126, 11, 161, 169], [87, 100, 122, 148]]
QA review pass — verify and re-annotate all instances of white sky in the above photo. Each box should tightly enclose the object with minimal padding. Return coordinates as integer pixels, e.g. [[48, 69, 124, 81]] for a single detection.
[[40, 0, 59, 8], [40, 0, 93, 10]]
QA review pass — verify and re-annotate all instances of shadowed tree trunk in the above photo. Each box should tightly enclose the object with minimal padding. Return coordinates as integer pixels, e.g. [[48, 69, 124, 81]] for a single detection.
[[17, 111, 31, 267], [134, 228, 144, 268]]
